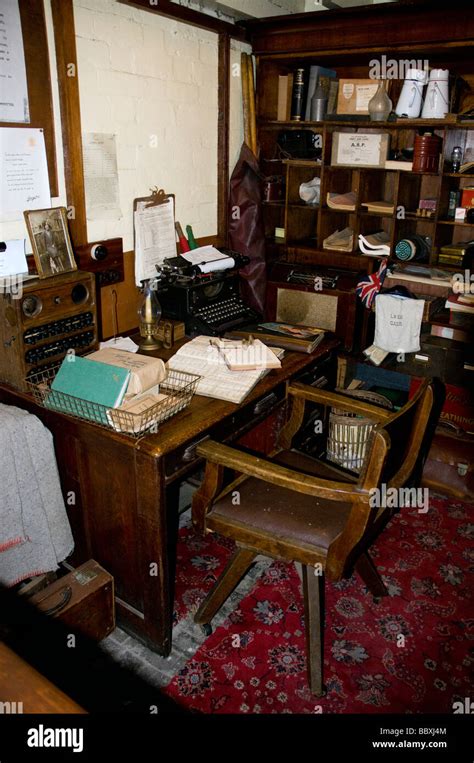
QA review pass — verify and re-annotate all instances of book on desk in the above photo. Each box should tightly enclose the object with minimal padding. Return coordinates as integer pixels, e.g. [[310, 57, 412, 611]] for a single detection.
[[167, 336, 284, 404], [45, 356, 131, 425], [225, 322, 325, 354]]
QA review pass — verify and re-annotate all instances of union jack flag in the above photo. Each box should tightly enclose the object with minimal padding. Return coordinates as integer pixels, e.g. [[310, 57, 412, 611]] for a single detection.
[[356, 257, 388, 308]]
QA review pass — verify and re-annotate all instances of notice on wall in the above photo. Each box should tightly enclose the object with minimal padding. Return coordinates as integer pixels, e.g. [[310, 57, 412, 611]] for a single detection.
[[82, 133, 121, 220], [0, 0, 30, 123], [0, 128, 51, 214]]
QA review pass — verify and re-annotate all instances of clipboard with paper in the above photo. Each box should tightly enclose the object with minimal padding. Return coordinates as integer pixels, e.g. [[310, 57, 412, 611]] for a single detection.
[[133, 187, 176, 286]]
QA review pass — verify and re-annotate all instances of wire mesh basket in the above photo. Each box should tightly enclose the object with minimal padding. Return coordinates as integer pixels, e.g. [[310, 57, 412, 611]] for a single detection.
[[327, 388, 393, 474], [27, 365, 200, 438]]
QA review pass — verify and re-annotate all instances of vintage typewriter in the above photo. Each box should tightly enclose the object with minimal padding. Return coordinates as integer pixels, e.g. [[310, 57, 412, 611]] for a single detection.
[[156, 250, 260, 336]]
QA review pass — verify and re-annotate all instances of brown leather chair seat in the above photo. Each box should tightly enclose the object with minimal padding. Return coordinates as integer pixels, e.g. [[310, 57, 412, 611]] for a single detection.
[[207, 450, 352, 556]]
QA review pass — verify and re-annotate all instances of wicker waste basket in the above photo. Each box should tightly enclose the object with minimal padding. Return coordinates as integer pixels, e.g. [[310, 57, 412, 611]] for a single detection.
[[327, 388, 393, 473]]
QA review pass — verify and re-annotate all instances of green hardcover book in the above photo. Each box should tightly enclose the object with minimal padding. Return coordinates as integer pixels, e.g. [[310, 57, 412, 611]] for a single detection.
[[45, 355, 131, 425]]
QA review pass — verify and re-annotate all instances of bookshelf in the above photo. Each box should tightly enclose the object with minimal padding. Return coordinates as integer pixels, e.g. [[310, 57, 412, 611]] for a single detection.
[[242, 3, 474, 274]]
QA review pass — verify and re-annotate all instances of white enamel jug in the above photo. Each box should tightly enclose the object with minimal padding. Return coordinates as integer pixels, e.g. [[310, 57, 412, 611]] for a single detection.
[[395, 69, 427, 118], [421, 69, 449, 119]]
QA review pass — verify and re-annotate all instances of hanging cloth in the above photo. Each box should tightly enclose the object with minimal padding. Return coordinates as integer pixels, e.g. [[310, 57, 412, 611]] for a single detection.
[[228, 143, 267, 314]]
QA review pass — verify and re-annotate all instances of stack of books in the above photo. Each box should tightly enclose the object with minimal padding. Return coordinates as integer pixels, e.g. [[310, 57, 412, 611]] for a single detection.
[[438, 242, 468, 268], [42, 351, 173, 433], [323, 226, 354, 252], [430, 310, 474, 345], [226, 322, 325, 354], [445, 293, 474, 315]]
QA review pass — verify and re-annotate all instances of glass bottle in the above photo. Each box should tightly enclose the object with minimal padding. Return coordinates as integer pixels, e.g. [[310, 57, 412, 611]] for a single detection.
[[368, 82, 392, 122], [451, 146, 463, 173], [138, 278, 163, 352]]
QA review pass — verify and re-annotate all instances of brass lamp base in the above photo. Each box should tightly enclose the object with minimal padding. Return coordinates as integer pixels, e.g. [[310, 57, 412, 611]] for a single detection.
[[138, 324, 163, 353]]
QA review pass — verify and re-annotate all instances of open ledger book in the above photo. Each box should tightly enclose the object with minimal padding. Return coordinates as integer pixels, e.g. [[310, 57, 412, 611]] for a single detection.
[[167, 336, 283, 404]]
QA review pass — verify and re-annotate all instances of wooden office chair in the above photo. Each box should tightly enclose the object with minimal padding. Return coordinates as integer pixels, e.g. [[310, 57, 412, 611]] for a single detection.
[[191, 379, 435, 696]]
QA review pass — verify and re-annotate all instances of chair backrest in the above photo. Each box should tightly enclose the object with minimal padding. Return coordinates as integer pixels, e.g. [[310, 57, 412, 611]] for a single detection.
[[377, 378, 435, 489], [328, 380, 436, 580]]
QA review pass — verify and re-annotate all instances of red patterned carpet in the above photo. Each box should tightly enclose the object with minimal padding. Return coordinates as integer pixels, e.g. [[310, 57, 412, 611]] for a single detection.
[[165, 496, 473, 714]]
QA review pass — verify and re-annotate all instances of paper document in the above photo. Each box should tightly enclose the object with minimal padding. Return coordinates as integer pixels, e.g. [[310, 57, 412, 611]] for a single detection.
[[99, 336, 139, 353], [0, 128, 51, 214], [134, 196, 176, 285], [181, 246, 235, 273], [82, 133, 121, 220], [0, 0, 30, 123], [167, 336, 275, 404], [0, 238, 28, 276]]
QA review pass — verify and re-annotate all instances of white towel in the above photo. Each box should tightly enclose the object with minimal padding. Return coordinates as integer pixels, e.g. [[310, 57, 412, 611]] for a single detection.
[[0, 404, 74, 587], [374, 294, 425, 354]]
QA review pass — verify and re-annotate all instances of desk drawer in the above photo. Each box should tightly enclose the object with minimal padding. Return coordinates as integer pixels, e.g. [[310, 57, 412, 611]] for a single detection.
[[164, 382, 287, 478]]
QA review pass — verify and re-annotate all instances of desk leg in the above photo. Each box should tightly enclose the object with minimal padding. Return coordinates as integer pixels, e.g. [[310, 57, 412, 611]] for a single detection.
[[134, 451, 178, 657]]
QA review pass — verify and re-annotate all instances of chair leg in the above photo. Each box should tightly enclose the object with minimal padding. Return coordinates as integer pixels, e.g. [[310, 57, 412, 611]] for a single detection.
[[355, 552, 389, 600], [302, 565, 324, 697], [194, 546, 257, 627]]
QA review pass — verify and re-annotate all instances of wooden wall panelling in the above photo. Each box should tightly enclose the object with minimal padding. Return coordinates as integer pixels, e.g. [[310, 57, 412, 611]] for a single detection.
[[50, 0, 88, 247], [1, 0, 58, 196]]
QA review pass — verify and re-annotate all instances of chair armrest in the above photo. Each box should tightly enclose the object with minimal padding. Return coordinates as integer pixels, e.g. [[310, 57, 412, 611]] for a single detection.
[[287, 383, 392, 423], [196, 440, 368, 504]]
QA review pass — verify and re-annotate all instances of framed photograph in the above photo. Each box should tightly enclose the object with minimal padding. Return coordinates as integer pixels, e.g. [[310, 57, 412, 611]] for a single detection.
[[24, 207, 77, 279]]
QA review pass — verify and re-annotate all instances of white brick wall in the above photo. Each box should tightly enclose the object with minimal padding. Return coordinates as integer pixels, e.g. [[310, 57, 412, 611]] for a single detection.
[[74, 0, 221, 249], [1, 0, 229, 251]]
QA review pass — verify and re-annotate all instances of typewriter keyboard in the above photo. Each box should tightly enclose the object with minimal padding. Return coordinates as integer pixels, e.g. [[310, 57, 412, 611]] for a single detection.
[[194, 296, 258, 330]]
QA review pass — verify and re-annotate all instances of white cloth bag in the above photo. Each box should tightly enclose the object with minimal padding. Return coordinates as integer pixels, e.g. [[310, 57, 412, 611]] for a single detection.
[[374, 294, 425, 353]]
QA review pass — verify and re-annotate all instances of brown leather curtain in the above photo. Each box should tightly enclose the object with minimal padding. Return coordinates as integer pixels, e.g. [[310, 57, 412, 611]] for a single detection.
[[228, 143, 266, 314]]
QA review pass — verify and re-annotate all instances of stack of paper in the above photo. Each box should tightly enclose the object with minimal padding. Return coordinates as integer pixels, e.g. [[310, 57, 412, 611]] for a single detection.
[[326, 191, 357, 211], [361, 200, 394, 215], [180, 246, 235, 273], [167, 336, 281, 404], [323, 227, 354, 252], [358, 231, 391, 256]]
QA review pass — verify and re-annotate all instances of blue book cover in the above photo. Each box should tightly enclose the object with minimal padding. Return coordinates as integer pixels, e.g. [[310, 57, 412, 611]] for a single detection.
[[45, 356, 131, 425]]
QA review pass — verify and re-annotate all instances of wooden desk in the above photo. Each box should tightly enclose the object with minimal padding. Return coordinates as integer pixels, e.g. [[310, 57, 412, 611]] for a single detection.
[[0, 339, 338, 654]]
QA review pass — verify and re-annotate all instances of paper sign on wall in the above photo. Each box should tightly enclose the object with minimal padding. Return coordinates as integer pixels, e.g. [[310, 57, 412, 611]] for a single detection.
[[0, 0, 30, 123], [0, 128, 51, 214], [82, 133, 122, 221]]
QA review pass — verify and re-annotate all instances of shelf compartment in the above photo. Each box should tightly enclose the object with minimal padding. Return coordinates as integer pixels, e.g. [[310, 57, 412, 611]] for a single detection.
[[358, 169, 396, 215], [397, 171, 441, 221], [262, 202, 285, 241], [285, 163, 322, 205], [286, 205, 318, 244]]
